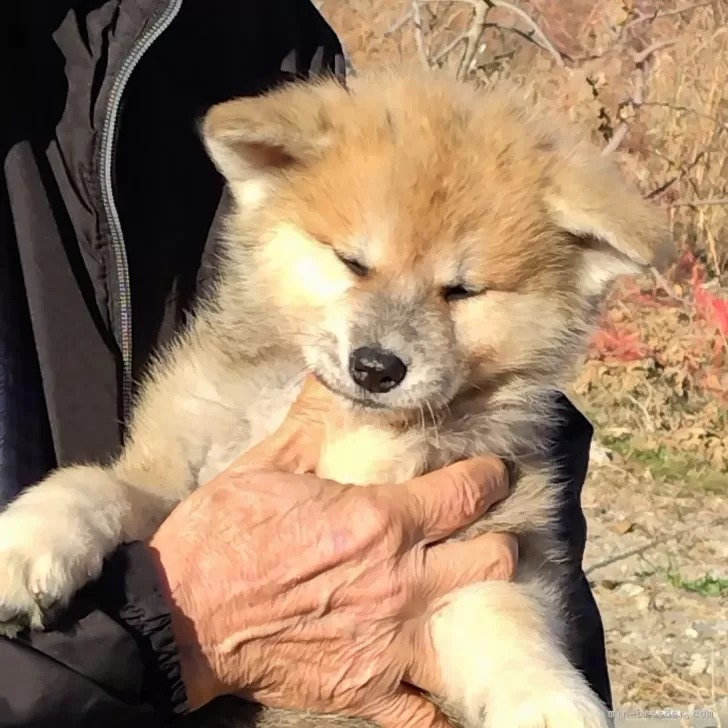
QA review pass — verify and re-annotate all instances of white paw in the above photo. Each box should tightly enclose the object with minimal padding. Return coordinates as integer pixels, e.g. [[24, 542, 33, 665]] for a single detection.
[[0, 466, 127, 637], [0, 512, 111, 636], [482, 686, 610, 728], [0, 551, 71, 636]]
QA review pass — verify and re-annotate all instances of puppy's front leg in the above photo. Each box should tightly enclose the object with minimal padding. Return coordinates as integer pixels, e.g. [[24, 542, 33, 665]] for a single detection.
[[430, 580, 610, 728], [0, 325, 253, 637], [0, 464, 166, 636]]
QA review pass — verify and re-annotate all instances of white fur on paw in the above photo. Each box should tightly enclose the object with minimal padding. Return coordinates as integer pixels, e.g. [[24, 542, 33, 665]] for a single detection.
[[0, 552, 55, 635], [0, 473, 124, 636], [483, 689, 610, 728], [0, 530, 104, 637]]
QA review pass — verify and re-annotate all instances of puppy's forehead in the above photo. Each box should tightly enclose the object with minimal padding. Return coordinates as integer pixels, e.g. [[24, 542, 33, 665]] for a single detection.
[[272, 84, 571, 280]]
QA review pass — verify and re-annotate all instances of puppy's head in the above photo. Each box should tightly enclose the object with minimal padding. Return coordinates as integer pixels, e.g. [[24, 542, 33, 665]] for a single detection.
[[202, 69, 674, 414]]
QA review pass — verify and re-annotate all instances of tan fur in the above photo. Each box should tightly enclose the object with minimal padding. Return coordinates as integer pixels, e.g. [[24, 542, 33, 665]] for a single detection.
[[0, 67, 674, 728]]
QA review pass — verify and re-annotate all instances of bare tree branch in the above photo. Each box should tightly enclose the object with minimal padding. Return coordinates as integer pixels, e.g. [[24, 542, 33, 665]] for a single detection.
[[625, 1, 713, 30], [670, 198, 728, 208], [601, 123, 629, 156], [597, 29, 699, 165], [646, 176, 680, 200], [433, 31, 469, 64], [485, 0, 565, 67], [385, 10, 413, 37], [585, 517, 728, 576], [633, 38, 678, 65], [458, 0, 490, 78], [640, 102, 728, 133], [419, 0, 479, 6], [415, 0, 564, 69], [646, 151, 706, 200], [418, 0, 480, 10], [575, 2, 710, 63], [411, 1, 431, 67]]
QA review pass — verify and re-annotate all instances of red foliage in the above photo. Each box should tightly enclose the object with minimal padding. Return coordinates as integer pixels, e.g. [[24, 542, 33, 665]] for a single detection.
[[694, 286, 728, 338], [589, 326, 653, 362], [589, 248, 727, 372]]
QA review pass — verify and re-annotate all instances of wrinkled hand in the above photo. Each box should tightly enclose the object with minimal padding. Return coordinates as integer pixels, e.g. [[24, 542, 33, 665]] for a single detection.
[[149, 376, 518, 728]]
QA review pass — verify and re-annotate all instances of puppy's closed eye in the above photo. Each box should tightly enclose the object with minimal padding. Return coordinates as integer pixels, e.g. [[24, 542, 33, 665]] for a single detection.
[[442, 284, 487, 303], [334, 251, 369, 277]]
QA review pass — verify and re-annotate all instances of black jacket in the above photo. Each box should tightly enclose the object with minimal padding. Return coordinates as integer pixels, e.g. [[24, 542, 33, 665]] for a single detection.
[[0, 1, 611, 725]]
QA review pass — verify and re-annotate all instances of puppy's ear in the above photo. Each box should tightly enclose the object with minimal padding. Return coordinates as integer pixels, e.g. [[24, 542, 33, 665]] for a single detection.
[[546, 143, 676, 297], [201, 78, 343, 208]]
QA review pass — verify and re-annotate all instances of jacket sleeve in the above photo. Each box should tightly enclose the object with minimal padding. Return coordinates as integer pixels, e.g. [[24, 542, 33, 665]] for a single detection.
[[0, 4, 347, 728], [0, 542, 187, 728], [549, 394, 613, 709]]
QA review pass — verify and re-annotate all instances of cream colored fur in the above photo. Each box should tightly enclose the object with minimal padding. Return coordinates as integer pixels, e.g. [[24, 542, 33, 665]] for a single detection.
[[0, 67, 674, 728]]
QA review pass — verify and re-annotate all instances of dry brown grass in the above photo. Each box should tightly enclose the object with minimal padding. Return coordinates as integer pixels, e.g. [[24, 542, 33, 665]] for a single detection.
[[317, 0, 728, 711]]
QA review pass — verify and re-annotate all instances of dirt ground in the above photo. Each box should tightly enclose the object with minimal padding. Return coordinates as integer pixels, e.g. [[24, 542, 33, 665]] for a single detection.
[[581, 452, 727, 719], [570, 276, 728, 717], [318, 0, 728, 718]]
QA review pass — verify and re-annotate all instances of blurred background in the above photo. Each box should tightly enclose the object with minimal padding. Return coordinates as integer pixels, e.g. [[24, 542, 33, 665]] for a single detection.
[[316, 0, 727, 720]]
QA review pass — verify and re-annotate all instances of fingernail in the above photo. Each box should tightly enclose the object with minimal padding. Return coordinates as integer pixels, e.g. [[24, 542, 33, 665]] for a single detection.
[[471, 457, 510, 496]]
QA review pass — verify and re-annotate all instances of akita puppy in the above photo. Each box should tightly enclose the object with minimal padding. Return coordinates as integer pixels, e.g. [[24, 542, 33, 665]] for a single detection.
[[0, 68, 672, 728]]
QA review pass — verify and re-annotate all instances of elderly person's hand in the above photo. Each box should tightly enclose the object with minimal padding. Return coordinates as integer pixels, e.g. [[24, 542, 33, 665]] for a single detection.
[[149, 376, 518, 728]]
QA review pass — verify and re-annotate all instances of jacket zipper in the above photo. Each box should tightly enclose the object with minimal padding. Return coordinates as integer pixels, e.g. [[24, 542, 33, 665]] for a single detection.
[[99, 0, 183, 426]]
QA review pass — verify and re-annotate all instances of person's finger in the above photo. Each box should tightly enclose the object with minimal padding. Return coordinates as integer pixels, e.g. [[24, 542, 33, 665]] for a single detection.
[[228, 375, 339, 474], [362, 685, 453, 728], [226, 430, 313, 474], [418, 532, 519, 602], [393, 458, 510, 546], [395, 533, 517, 697], [284, 373, 339, 427]]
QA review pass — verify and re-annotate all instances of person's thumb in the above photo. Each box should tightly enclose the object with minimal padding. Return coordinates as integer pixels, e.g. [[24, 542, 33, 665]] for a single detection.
[[229, 374, 339, 474], [392, 457, 510, 547], [362, 686, 453, 728], [283, 373, 339, 429]]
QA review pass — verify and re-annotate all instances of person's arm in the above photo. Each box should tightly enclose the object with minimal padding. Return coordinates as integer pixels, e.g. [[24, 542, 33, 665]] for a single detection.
[[549, 393, 613, 709]]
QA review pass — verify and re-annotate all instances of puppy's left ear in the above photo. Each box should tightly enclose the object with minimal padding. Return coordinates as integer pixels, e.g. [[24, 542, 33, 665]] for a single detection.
[[200, 77, 344, 210], [546, 143, 676, 297]]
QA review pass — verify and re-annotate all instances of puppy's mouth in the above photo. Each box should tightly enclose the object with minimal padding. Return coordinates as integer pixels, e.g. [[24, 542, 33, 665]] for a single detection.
[[311, 372, 390, 410], [311, 371, 456, 420]]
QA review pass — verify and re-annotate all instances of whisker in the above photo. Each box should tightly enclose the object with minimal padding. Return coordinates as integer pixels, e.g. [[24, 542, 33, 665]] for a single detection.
[[418, 404, 426, 437], [425, 399, 441, 448]]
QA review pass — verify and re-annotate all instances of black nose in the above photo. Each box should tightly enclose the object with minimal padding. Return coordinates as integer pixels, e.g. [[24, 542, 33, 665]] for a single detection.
[[349, 346, 408, 394]]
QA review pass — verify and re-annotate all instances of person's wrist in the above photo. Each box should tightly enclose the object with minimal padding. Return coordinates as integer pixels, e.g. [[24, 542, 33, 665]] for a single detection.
[[147, 534, 225, 710]]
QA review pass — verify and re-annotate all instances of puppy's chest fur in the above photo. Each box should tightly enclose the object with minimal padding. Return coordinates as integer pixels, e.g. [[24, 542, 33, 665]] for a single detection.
[[194, 353, 558, 545]]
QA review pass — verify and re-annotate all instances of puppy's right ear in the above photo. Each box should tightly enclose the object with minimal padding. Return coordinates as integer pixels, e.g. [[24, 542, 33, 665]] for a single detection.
[[201, 79, 342, 209], [545, 141, 676, 297]]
